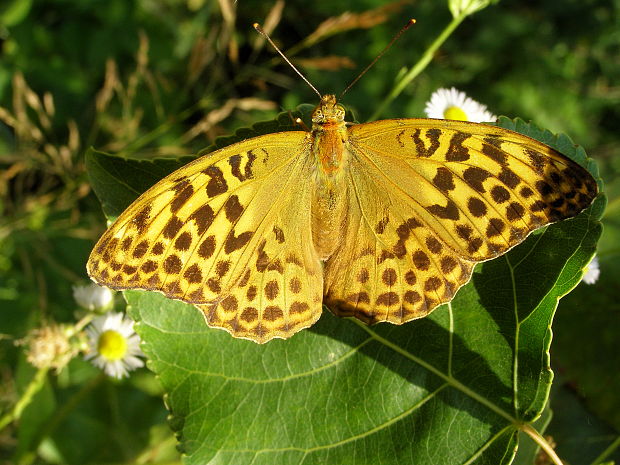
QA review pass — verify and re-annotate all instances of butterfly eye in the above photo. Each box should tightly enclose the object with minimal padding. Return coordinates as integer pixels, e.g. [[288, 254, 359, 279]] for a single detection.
[[334, 105, 345, 119], [313, 109, 324, 122]]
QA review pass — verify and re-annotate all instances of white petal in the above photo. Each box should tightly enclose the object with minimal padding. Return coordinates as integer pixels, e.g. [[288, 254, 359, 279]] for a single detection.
[[582, 256, 600, 285], [424, 87, 496, 122], [73, 283, 113, 310]]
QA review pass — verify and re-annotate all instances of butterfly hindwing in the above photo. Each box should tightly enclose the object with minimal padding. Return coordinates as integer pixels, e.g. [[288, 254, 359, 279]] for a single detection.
[[324, 149, 476, 323], [87, 132, 324, 343]]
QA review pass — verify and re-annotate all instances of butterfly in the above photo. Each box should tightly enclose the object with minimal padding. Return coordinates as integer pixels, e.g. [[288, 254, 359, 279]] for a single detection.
[[87, 93, 597, 343]]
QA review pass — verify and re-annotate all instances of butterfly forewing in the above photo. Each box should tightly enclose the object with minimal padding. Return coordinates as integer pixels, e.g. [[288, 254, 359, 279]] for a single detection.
[[195, 152, 324, 342], [87, 132, 324, 343], [323, 119, 597, 324], [349, 119, 597, 260]]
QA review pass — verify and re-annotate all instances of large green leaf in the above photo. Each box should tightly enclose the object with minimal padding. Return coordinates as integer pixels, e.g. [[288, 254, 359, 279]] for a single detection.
[[87, 115, 604, 464]]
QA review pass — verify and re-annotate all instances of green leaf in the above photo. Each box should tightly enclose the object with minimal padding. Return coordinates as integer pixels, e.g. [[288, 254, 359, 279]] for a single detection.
[[89, 116, 603, 464]]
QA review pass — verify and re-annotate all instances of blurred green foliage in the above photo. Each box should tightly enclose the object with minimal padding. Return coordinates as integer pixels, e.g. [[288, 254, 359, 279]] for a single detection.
[[0, 0, 618, 464]]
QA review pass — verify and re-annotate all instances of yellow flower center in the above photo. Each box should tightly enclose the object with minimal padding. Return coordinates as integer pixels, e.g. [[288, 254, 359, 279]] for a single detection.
[[97, 330, 127, 361], [443, 106, 468, 121]]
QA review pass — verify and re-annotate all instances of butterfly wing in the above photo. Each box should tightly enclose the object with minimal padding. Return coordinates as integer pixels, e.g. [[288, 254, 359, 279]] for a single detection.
[[87, 132, 323, 343], [324, 119, 597, 324]]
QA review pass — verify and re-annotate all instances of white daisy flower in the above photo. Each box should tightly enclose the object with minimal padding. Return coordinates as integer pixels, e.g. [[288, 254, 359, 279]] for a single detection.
[[425, 87, 496, 122], [73, 283, 114, 311], [581, 255, 600, 285], [449, 0, 491, 18], [84, 312, 145, 379]]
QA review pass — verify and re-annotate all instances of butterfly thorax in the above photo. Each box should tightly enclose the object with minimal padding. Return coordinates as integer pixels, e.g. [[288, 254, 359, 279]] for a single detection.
[[311, 94, 349, 176], [310, 95, 350, 260]]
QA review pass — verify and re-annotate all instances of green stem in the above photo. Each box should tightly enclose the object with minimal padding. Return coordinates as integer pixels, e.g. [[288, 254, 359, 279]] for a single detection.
[[589, 434, 620, 465], [369, 14, 466, 121], [521, 423, 564, 465], [0, 367, 49, 431]]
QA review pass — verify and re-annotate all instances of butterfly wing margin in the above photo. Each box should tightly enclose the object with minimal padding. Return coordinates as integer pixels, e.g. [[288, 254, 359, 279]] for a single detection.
[[347, 119, 598, 262], [87, 132, 324, 343]]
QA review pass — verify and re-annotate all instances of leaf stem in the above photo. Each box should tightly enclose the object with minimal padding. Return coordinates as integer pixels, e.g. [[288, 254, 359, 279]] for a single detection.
[[0, 367, 49, 432], [520, 423, 564, 465], [369, 13, 466, 121]]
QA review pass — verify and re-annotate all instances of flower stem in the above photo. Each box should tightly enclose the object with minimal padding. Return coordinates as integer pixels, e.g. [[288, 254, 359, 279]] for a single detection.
[[73, 313, 95, 334], [521, 423, 565, 465], [369, 13, 466, 121], [0, 367, 49, 432]]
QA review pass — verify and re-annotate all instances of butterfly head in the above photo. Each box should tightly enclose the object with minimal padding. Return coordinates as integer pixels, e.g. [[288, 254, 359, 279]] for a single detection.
[[312, 95, 346, 125]]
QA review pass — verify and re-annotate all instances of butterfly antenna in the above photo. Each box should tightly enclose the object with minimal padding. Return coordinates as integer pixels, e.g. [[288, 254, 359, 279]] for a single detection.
[[254, 23, 322, 98], [339, 19, 416, 99]]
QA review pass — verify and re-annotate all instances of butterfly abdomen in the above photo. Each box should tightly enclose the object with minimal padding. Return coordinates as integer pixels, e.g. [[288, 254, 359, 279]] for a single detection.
[[310, 135, 349, 260], [311, 179, 348, 260]]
